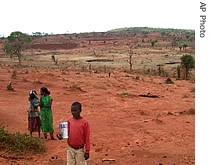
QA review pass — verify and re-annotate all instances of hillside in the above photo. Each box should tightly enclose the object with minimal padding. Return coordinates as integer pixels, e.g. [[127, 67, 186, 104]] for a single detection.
[[0, 27, 195, 165]]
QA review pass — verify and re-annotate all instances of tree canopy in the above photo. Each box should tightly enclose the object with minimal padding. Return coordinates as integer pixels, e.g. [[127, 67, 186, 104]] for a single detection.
[[3, 31, 31, 64], [180, 54, 195, 79], [151, 39, 157, 47]]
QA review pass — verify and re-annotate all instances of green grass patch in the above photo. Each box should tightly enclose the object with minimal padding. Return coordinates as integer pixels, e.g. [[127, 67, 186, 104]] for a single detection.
[[119, 92, 130, 95], [0, 126, 46, 156], [117, 92, 137, 97]]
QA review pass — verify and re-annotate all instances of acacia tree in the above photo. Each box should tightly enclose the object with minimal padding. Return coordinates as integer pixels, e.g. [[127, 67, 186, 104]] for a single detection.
[[3, 31, 31, 64], [182, 43, 188, 50], [151, 39, 157, 47], [180, 54, 195, 79]]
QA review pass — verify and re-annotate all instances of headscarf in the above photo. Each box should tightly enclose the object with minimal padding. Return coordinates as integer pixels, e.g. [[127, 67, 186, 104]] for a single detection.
[[29, 90, 38, 98]]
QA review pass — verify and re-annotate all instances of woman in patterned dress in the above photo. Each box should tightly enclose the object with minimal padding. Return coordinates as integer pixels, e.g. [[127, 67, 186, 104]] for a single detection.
[[28, 90, 41, 137]]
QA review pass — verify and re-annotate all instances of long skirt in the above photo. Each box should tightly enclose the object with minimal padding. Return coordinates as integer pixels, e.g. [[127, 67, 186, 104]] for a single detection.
[[40, 108, 54, 134], [28, 116, 41, 132]]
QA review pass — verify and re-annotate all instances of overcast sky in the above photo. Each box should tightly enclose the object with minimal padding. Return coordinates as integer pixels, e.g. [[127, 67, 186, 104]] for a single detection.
[[1, 0, 196, 37]]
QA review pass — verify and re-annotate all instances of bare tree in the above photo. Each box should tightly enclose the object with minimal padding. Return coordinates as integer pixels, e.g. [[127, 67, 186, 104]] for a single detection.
[[128, 46, 133, 72], [177, 65, 181, 79]]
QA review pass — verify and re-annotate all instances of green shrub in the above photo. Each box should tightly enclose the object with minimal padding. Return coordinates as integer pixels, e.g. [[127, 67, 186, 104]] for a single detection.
[[51, 55, 56, 62], [165, 77, 174, 84], [191, 87, 195, 92], [119, 92, 129, 95], [0, 126, 46, 155]]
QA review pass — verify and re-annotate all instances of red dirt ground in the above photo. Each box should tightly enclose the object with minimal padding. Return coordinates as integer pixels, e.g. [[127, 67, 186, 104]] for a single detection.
[[0, 30, 195, 165], [0, 65, 194, 165]]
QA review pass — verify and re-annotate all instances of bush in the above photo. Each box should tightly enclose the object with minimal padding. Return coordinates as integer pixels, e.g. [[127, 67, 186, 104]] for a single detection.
[[187, 108, 195, 115], [165, 77, 174, 84], [0, 126, 46, 155], [191, 87, 195, 92], [180, 54, 195, 79]]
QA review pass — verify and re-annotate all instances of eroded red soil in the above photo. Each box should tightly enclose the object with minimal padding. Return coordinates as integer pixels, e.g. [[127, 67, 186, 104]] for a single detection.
[[0, 66, 194, 165]]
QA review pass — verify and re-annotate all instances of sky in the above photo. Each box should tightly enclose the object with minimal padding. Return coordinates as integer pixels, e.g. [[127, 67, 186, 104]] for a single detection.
[[0, 0, 196, 37]]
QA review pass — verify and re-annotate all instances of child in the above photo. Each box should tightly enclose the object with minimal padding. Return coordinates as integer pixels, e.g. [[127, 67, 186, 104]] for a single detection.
[[28, 90, 41, 137], [39, 87, 56, 140], [58, 102, 90, 165]]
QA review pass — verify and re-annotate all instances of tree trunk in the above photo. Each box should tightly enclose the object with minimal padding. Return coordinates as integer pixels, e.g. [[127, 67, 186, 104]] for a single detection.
[[17, 54, 22, 65], [185, 67, 189, 79], [130, 63, 132, 72], [177, 65, 181, 79]]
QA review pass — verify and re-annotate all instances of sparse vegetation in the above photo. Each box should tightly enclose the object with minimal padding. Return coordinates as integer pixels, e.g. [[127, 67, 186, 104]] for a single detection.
[[182, 43, 188, 50], [135, 75, 140, 80], [0, 27, 195, 164], [51, 54, 56, 62], [151, 39, 157, 47], [128, 46, 133, 72], [7, 82, 14, 91], [11, 70, 17, 79], [119, 92, 130, 95], [165, 77, 174, 84], [118, 92, 136, 97], [179, 108, 195, 115], [0, 126, 46, 155], [158, 65, 165, 76], [187, 108, 195, 115], [176, 65, 181, 79], [181, 54, 195, 79], [51, 54, 58, 65]]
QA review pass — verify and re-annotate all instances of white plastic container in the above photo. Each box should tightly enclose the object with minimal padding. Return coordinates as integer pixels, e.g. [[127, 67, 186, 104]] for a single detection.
[[59, 122, 68, 138]]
